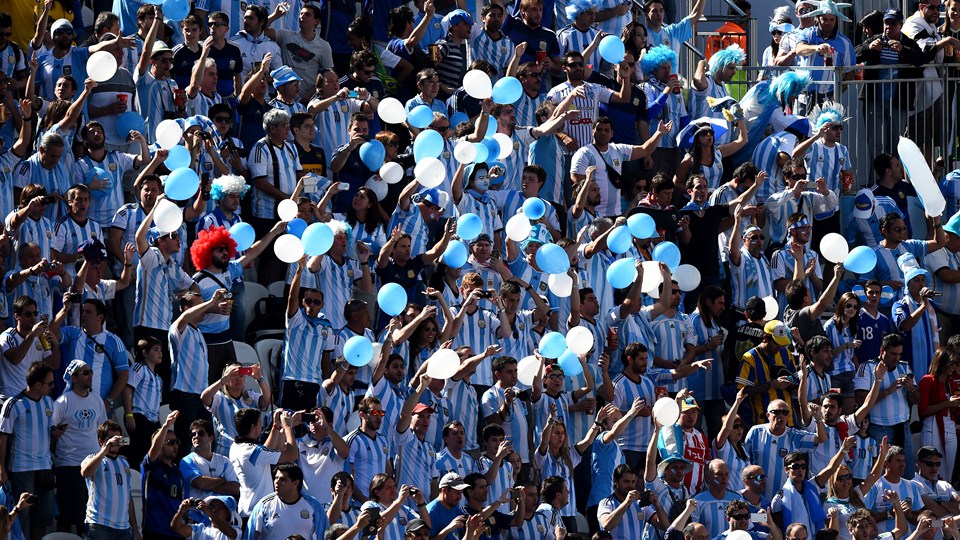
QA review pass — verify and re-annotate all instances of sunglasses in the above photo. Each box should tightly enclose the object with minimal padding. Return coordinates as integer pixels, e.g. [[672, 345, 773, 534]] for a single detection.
[[732, 514, 751, 520], [433, 125, 451, 130], [165, 439, 181, 446], [787, 463, 808, 470], [732, 423, 743, 429], [769, 409, 790, 416], [747, 474, 766, 481], [208, 21, 226, 27], [748, 235, 766, 242], [362, 68, 376, 75], [190, 431, 208, 437], [836, 474, 853, 481], [772, 30, 784, 36], [546, 374, 564, 380], [423, 327, 438, 333], [923, 461, 942, 467], [303, 298, 322, 306], [625, 61, 636, 66], [156, 57, 174, 64], [213, 116, 232, 123], [789, 173, 807, 180], [164, 232, 180, 240], [363, 409, 386, 417], [844, 304, 859, 309], [830, 124, 844, 131], [566, 61, 584, 67]]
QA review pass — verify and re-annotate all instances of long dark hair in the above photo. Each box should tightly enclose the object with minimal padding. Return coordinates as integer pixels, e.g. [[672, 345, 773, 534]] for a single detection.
[[696, 285, 725, 328], [345, 186, 387, 235]]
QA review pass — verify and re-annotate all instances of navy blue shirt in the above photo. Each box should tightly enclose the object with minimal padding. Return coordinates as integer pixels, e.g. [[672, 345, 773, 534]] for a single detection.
[[591, 72, 647, 145], [502, 15, 560, 65], [141, 456, 183, 539], [332, 144, 374, 214]]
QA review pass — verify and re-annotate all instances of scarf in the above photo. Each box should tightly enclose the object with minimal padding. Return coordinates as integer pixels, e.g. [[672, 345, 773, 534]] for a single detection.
[[780, 479, 826, 533]]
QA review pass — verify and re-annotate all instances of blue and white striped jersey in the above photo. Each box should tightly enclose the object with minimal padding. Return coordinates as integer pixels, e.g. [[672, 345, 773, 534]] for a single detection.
[[441, 378, 479, 451], [598, 493, 654, 540], [0, 391, 54, 471], [60, 326, 129, 400], [72, 152, 137, 228], [14, 154, 70, 221], [803, 141, 850, 216], [763, 188, 838, 247], [587, 432, 625, 506], [365, 376, 407, 442], [729, 247, 774, 311], [436, 448, 477, 477], [546, 81, 613, 149], [127, 362, 162, 423], [450, 306, 501, 386], [318, 383, 353, 435], [394, 428, 438, 496], [82, 454, 131, 529], [751, 132, 793, 203], [862, 240, 927, 292], [345, 429, 390, 498], [52, 216, 102, 278], [388, 204, 430, 256], [514, 91, 545, 130], [557, 25, 602, 72], [497, 128, 537, 193], [180, 451, 238, 501], [208, 390, 263, 455], [612, 372, 656, 452], [862, 476, 924, 533], [481, 385, 529, 463], [194, 262, 244, 336], [36, 47, 90, 102], [823, 319, 856, 375], [314, 254, 363, 331], [248, 138, 303, 219], [687, 310, 725, 401], [534, 450, 581, 517], [470, 25, 514, 75], [310, 97, 361, 168], [689, 490, 744, 539], [926, 246, 960, 316], [283, 309, 336, 384], [169, 322, 209, 395], [135, 247, 195, 330], [743, 425, 815, 501], [892, 295, 939, 379], [187, 90, 223, 118], [477, 454, 514, 512], [456, 190, 503, 240], [3, 214, 54, 261], [134, 71, 178, 146], [689, 79, 733, 146]]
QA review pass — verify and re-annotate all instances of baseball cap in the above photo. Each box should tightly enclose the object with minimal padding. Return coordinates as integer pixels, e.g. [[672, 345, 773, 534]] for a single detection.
[[438, 472, 471, 490], [412, 188, 441, 207], [412, 403, 434, 415], [918, 446, 944, 460], [470, 233, 493, 246], [943, 210, 960, 237], [79, 238, 108, 263], [852, 188, 876, 219], [680, 397, 700, 412], [763, 320, 791, 346], [883, 9, 903, 22], [406, 519, 430, 533], [443, 9, 473, 27]]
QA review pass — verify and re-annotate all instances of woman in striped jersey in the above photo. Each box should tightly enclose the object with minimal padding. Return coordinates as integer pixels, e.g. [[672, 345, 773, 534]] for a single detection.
[[674, 116, 748, 192]]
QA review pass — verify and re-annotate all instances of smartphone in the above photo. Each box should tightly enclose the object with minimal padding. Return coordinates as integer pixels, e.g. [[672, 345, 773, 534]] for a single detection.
[[189, 498, 202, 507], [348, 90, 359, 98], [237, 366, 254, 376], [637, 490, 652, 507], [338, 182, 350, 191], [120, 436, 130, 446], [805, 181, 817, 189], [301, 413, 317, 423], [303, 175, 318, 194], [26, 495, 38, 505], [491, 250, 501, 260], [362, 508, 380, 536], [750, 513, 767, 523]]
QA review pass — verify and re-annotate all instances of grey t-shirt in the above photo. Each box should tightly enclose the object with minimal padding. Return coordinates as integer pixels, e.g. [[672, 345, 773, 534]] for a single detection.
[[274, 29, 334, 101], [784, 305, 825, 344]]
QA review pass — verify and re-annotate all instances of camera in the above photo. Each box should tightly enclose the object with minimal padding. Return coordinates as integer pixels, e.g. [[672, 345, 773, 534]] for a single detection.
[[637, 490, 652, 507], [41, 195, 57, 205], [301, 413, 317, 423], [67, 292, 81, 303], [479, 290, 495, 299], [199, 131, 212, 141]]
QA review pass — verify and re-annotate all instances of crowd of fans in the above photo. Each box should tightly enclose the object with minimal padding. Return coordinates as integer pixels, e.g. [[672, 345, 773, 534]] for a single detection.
[[3, 0, 960, 539]]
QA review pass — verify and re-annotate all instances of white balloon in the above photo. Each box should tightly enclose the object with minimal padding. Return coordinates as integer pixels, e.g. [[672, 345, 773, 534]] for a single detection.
[[566, 326, 595, 355], [674, 264, 701, 292], [379, 162, 404, 184], [378, 97, 406, 124], [763, 296, 780, 320], [274, 234, 305, 263], [726, 532, 754, 540], [426, 349, 460, 379], [505, 213, 533, 242], [463, 70, 493, 99], [899, 137, 946, 217], [86, 51, 118, 82], [819, 232, 849, 264], [415, 157, 445, 188], [154, 199, 183, 234], [652, 397, 680, 426], [277, 199, 299, 222], [437, 190, 450, 208], [454, 140, 477, 164], [640, 260, 663, 293], [155, 119, 183, 150], [369, 343, 383, 372], [517, 355, 540, 386], [547, 272, 573, 297], [493, 133, 513, 160], [365, 176, 388, 200]]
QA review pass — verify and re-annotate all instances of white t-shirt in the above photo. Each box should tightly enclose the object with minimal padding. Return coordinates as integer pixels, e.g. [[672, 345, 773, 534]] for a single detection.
[[230, 441, 282, 517], [52, 390, 108, 466]]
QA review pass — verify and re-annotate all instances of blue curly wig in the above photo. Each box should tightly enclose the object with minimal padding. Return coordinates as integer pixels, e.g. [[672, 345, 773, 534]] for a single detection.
[[565, 0, 596, 21], [210, 174, 251, 201], [640, 45, 677, 76], [769, 70, 812, 108], [708, 44, 746, 78]]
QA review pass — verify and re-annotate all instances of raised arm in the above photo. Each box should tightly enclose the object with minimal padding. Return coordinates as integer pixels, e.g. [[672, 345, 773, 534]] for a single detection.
[[147, 411, 178, 463], [137, 5, 163, 78], [239, 54, 273, 104]]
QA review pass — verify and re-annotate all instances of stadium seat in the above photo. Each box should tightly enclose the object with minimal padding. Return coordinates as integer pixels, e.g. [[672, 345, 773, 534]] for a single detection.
[[41, 533, 83, 540], [267, 280, 286, 297], [254, 338, 282, 393], [243, 282, 269, 334]]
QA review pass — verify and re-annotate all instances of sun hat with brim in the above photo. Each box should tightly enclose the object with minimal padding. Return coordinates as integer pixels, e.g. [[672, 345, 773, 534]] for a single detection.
[[406, 519, 430, 533], [904, 267, 930, 286], [657, 454, 694, 477], [943, 211, 960, 237], [805, 0, 853, 23], [852, 189, 876, 219], [150, 41, 172, 57], [676, 117, 729, 150], [763, 320, 791, 346], [270, 66, 303, 89]]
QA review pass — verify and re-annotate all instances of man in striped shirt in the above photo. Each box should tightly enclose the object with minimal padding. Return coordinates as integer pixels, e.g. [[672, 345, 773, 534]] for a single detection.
[[52, 185, 102, 280], [345, 396, 392, 501], [743, 400, 825, 501], [470, 4, 514, 76], [71, 123, 149, 229], [600, 464, 668, 540], [81, 420, 138, 539], [0, 362, 56, 539]]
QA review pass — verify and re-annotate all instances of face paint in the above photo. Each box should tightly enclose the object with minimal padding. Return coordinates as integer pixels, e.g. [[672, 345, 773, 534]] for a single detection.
[[473, 172, 490, 192]]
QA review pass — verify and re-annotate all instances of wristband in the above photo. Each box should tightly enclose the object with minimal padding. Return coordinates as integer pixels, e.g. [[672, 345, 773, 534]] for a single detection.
[[256, 376, 266, 383], [124, 413, 134, 418]]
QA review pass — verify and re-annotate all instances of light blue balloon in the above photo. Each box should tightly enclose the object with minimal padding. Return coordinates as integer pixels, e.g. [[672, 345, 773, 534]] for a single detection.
[[598, 35, 625, 64], [443, 240, 468, 267], [653, 241, 681, 271], [539, 332, 567, 358], [535, 243, 570, 274], [457, 213, 483, 241], [627, 213, 656, 238], [162, 0, 190, 21], [481, 137, 500, 161], [845, 245, 878, 274], [343, 335, 374, 366], [286, 218, 307, 239], [414, 129, 444, 161], [557, 350, 583, 376], [302, 222, 334, 256], [408, 105, 434, 128], [377, 283, 407, 316], [164, 145, 191, 170], [86, 167, 111, 199], [359, 140, 386, 170], [522, 198, 546, 220], [474, 115, 498, 138], [472, 142, 489, 163], [607, 226, 633, 254], [492, 76, 523, 104], [116, 111, 145, 139], [606, 258, 638, 288], [450, 112, 469, 127], [164, 167, 200, 200], [229, 222, 255, 251]]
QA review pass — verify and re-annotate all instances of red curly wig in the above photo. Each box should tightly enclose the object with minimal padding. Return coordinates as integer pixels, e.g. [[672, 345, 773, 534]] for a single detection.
[[191, 226, 238, 271]]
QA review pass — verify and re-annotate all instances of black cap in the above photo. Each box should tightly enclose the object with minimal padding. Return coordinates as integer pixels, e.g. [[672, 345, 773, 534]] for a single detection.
[[918, 446, 943, 460], [883, 9, 902, 21], [405, 519, 429, 533], [470, 233, 492, 246]]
